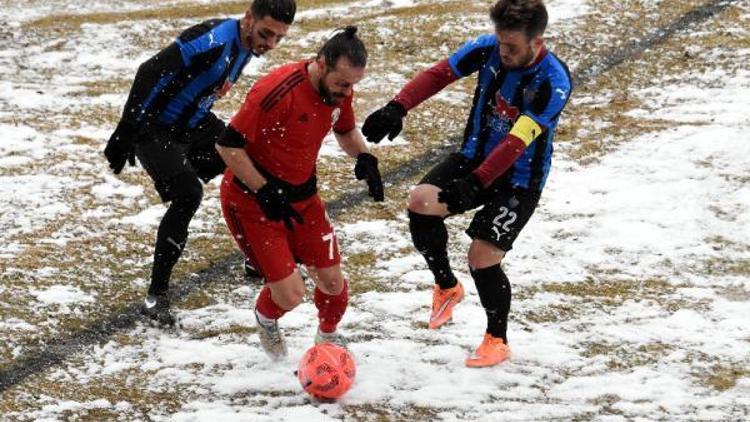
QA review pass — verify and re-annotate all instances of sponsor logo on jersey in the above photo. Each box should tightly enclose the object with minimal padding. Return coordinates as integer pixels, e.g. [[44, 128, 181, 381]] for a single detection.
[[494, 92, 520, 121], [489, 91, 519, 135]]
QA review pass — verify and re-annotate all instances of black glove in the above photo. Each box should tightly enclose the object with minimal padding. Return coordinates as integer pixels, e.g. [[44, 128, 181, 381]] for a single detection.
[[361, 100, 406, 144], [189, 112, 228, 183], [437, 173, 483, 214], [255, 180, 304, 231], [354, 153, 384, 202], [104, 121, 138, 174]]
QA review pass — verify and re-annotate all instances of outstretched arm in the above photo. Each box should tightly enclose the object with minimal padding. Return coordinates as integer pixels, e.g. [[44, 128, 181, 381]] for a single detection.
[[392, 59, 459, 112], [362, 59, 459, 143]]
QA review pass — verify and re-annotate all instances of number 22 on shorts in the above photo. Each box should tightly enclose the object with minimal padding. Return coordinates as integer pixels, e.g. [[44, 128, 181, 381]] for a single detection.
[[491, 207, 517, 241]]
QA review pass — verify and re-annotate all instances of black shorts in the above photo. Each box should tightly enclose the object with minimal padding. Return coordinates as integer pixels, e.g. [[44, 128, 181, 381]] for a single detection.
[[135, 115, 227, 201], [419, 153, 541, 252]]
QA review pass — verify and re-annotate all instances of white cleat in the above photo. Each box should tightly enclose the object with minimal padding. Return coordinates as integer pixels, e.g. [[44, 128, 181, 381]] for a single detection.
[[314, 329, 348, 348], [255, 310, 287, 360]]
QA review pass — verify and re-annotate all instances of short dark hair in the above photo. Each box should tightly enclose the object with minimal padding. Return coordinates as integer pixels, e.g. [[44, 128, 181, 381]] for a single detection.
[[317, 26, 368, 69], [251, 0, 296, 25], [490, 0, 548, 39]]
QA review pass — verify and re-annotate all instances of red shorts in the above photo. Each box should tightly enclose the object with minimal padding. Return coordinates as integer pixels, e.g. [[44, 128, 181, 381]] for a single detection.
[[220, 174, 340, 282]]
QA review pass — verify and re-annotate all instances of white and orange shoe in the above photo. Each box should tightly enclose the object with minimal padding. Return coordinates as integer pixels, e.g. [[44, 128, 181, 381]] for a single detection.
[[428, 282, 465, 329], [465, 333, 510, 368]]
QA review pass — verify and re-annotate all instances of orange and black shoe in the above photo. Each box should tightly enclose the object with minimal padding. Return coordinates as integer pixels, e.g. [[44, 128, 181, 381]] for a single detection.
[[428, 282, 465, 329], [465, 333, 510, 368]]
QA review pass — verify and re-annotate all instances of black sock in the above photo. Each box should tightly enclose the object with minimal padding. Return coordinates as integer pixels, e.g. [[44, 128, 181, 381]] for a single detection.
[[408, 210, 457, 289], [148, 175, 202, 296], [471, 264, 511, 343], [148, 231, 186, 296]]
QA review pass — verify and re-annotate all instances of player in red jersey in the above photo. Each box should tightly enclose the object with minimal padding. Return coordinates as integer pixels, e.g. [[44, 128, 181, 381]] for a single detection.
[[215, 26, 382, 360]]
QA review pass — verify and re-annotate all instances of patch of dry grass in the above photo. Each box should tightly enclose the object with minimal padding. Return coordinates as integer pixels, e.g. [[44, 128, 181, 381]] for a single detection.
[[344, 403, 440, 422], [683, 350, 750, 392], [703, 364, 750, 392], [25, 0, 347, 30], [588, 394, 625, 417], [580, 341, 674, 371], [700, 256, 750, 277], [523, 303, 580, 323], [550, 0, 747, 163], [190, 324, 256, 340], [517, 277, 713, 326]]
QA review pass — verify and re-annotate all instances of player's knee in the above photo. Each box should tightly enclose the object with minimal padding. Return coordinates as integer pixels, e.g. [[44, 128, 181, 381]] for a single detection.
[[408, 185, 437, 214], [170, 173, 203, 211], [467, 239, 504, 270], [272, 281, 306, 310], [317, 273, 345, 295]]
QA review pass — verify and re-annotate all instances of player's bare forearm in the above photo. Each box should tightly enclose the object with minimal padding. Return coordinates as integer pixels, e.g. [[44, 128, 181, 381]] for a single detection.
[[215, 144, 267, 191], [335, 129, 369, 159]]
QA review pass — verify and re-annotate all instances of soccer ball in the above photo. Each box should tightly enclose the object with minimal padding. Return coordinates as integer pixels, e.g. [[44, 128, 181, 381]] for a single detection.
[[297, 342, 356, 400]]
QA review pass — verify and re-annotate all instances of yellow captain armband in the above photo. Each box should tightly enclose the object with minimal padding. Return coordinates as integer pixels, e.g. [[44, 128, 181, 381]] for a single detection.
[[509, 115, 544, 146]]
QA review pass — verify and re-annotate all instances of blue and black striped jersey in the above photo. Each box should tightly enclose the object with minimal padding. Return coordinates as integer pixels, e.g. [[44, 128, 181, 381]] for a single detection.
[[448, 34, 572, 191], [122, 18, 253, 130]]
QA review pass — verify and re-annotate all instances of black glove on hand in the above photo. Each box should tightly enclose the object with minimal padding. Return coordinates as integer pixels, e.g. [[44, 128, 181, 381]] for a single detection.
[[437, 173, 483, 214], [255, 180, 304, 231], [361, 100, 406, 144], [104, 121, 138, 174], [354, 153, 384, 202]]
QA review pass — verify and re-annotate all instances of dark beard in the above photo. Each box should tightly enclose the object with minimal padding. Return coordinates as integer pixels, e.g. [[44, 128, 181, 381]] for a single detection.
[[514, 50, 537, 69], [520, 49, 536, 67], [501, 48, 537, 69], [318, 79, 337, 105]]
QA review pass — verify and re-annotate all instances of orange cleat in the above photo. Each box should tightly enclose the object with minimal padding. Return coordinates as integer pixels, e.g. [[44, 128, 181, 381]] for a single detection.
[[465, 333, 510, 368], [429, 282, 465, 329]]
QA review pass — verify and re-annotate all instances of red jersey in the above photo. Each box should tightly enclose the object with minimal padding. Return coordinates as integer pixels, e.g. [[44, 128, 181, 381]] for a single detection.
[[229, 60, 356, 185]]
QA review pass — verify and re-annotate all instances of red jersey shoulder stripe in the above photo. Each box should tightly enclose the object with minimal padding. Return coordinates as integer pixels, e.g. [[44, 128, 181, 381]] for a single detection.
[[260, 70, 305, 112]]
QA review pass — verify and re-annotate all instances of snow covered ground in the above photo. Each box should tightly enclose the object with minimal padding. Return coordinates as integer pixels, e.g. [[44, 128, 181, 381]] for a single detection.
[[1, 0, 749, 420]]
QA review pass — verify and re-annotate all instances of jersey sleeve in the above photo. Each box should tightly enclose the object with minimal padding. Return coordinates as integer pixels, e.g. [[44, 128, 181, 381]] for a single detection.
[[174, 19, 228, 67], [333, 95, 356, 134], [448, 34, 497, 78], [393, 59, 459, 111], [120, 43, 184, 126]]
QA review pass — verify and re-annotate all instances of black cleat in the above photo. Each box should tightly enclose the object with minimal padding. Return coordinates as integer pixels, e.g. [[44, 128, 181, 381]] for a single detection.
[[141, 294, 176, 327], [244, 259, 261, 279], [244, 259, 265, 285]]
